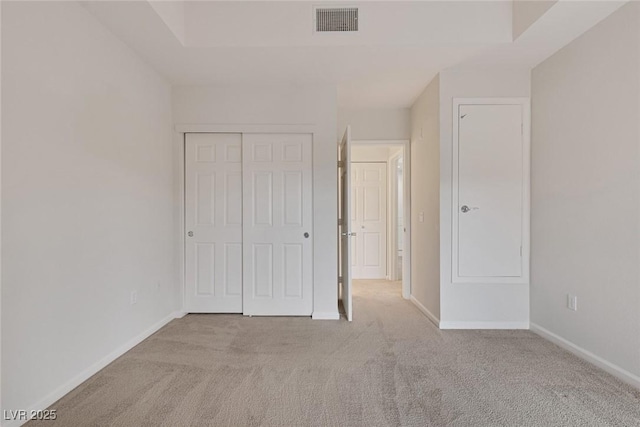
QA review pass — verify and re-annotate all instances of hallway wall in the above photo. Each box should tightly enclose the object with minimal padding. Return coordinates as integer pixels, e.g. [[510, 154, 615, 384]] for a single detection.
[[339, 108, 410, 141], [410, 75, 441, 321]]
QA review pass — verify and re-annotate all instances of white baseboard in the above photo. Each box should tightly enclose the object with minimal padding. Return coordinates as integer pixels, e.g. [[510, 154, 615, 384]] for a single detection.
[[439, 320, 530, 330], [530, 323, 640, 390], [312, 311, 340, 320], [410, 296, 440, 327], [3, 311, 181, 427], [173, 311, 187, 319]]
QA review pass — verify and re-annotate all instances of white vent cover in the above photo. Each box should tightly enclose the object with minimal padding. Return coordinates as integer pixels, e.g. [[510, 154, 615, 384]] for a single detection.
[[315, 7, 359, 32]]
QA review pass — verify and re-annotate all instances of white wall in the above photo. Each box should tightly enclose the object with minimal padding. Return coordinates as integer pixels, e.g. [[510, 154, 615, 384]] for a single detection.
[[410, 76, 441, 320], [0, 0, 3, 413], [2, 1, 176, 417], [512, 0, 557, 40], [531, 3, 640, 379], [172, 85, 338, 318], [351, 145, 394, 162], [148, 0, 186, 44], [338, 108, 410, 141], [439, 66, 531, 327]]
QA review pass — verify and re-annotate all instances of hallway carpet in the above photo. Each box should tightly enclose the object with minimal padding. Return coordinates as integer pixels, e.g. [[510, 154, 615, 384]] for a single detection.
[[30, 280, 640, 426]]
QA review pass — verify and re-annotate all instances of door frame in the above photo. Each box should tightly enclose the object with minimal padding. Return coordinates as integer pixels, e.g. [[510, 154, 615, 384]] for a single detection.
[[175, 124, 319, 315], [387, 150, 403, 282], [451, 98, 530, 284], [351, 139, 412, 299]]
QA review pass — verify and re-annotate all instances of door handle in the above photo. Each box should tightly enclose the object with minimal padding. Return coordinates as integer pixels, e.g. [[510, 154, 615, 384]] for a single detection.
[[304, 232, 310, 238], [460, 205, 479, 213], [187, 231, 194, 237], [341, 232, 357, 237]]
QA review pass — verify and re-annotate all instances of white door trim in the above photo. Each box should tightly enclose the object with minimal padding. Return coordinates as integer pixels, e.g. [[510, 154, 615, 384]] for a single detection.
[[176, 124, 318, 134], [177, 125, 319, 316], [451, 98, 530, 284], [351, 139, 411, 299], [388, 151, 403, 281]]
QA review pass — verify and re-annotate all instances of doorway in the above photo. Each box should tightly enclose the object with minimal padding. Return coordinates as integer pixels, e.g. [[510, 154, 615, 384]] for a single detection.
[[339, 135, 411, 321]]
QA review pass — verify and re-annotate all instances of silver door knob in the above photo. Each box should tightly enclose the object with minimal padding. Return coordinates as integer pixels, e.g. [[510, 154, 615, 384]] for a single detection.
[[187, 231, 194, 237], [460, 205, 478, 213]]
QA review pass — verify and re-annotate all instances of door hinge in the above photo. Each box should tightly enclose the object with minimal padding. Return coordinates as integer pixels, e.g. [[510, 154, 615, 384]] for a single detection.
[[338, 218, 343, 226], [338, 160, 345, 168]]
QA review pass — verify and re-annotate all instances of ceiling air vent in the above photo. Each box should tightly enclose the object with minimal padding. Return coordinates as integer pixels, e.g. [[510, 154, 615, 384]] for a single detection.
[[315, 7, 358, 32]]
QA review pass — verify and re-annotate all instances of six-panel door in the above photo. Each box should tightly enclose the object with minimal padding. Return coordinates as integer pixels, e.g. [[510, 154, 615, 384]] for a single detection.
[[185, 133, 243, 312], [351, 163, 387, 279], [185, 133, 314, 316], [242, 134, 313, 316]]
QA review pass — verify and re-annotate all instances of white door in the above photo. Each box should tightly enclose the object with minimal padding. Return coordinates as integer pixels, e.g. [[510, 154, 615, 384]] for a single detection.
[[185, 133, 243, 312], [351, 163, 387, 279], [456, 104, 524, 278], [242, 133, 313, 316], [339, 127, 353, 321]]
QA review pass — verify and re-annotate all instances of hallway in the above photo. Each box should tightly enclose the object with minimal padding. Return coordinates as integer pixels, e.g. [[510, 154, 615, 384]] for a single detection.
[[28, 281, 640, 426]]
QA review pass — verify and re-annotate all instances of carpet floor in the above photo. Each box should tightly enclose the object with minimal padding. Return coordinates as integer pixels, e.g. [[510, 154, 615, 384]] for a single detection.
[[29, 280, 640, 426]]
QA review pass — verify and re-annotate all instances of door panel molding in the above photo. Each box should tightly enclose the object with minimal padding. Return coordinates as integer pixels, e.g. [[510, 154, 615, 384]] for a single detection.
[[351, 162, 387, 279], [185, 133, 243, 312], [451, 98, 530, 284], [242, 133, 313, 316]]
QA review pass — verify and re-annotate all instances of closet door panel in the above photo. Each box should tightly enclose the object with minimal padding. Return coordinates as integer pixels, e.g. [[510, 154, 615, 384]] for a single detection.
[[242, 133, 313, 316], [185, 133, 243, 313]]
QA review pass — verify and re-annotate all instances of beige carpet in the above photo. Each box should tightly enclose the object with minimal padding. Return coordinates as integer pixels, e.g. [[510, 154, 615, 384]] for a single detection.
[[30, 280, 640, 426]]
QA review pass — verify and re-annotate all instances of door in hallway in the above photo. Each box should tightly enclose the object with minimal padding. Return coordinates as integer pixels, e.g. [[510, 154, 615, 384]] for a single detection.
[[351, 162, 387, 279], [185, 133, 243, 312]]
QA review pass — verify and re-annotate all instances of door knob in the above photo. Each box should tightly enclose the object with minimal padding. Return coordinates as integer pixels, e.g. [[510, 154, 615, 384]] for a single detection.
[[460, 205, 479, 213], [304, 232, 310, 238], [187, 231, 194, 237]]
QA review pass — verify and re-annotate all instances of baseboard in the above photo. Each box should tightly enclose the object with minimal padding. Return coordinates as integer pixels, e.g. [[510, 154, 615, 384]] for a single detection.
[[530, 323, 640, 390], [409, 296, 440, 327], [3, 311, 181, 427], [173, 311, 187, 319], [312, 311, 340, 320], [439, 320, 530, 330]]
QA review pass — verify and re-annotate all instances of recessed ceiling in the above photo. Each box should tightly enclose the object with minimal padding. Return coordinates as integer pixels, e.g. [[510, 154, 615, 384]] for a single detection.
[[83, 1, 624, 109]]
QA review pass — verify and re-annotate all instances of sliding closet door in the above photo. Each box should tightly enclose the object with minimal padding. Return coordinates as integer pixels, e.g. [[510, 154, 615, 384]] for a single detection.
[[242, 134, 313, 316], [185, 133, 243, 313]]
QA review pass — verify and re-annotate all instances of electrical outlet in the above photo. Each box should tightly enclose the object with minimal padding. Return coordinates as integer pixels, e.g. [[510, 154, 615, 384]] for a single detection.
[[131, 290, 138, 305], [567, 294, 577, 311]]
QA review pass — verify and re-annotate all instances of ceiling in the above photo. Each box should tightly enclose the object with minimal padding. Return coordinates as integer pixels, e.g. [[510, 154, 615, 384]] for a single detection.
[[83, 1, 625, 109]]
